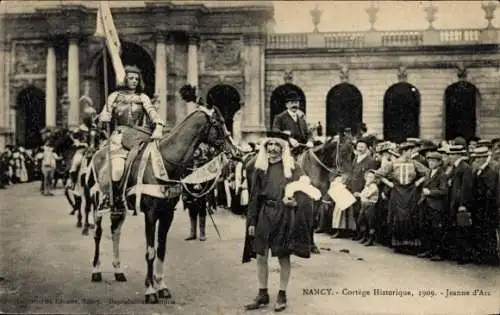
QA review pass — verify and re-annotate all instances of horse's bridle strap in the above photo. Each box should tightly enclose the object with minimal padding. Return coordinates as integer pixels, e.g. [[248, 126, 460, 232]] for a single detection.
[[308, 149, 338, 174]]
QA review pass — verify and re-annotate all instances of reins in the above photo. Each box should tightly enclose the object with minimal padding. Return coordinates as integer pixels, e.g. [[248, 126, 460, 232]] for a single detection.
[[308, 146, 339, 174]]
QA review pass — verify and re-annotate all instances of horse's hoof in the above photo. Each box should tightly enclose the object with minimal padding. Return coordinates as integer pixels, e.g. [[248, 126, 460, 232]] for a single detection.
[[82, 227, 89, 236], [69, 211, 76, 216], [132, 211, 137, 216], [145, 293, 159, 304], [89, 224, 95, 229], [158, 288, 172, 299], [114, 273, 127, 282], [76, 222, 82, 228], [311, 247, 321, 254], [91, 272, 102, 282]]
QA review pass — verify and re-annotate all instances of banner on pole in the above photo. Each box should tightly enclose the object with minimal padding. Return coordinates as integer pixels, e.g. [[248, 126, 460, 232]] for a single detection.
[[94, 1, 126, 86]]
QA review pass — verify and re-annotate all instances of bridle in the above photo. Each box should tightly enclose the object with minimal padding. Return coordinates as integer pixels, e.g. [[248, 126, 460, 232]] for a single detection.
[[306, 138, 342, 175], [157, 108, 232, 172]]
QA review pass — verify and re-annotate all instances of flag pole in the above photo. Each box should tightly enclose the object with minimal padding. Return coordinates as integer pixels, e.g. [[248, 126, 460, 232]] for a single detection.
[[102, 39, 114, 212]]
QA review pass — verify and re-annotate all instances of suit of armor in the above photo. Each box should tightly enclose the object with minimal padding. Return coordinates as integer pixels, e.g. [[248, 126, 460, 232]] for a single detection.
[[98, 66, 165, 209]]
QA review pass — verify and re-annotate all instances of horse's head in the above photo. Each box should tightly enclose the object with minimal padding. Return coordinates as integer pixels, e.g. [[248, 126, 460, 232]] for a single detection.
[[314, 135, 354, 175], [159, 104, 241, 169], [196, 104, 241, 160]]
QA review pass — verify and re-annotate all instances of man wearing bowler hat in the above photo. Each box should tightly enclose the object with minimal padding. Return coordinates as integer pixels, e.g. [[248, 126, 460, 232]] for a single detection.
[[417, 150, 448, 261], [272, 90, 313, 150]]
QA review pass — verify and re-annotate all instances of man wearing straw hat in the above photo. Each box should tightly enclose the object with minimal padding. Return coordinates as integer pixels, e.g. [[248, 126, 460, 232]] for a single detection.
[[446, 144, 474, 264], [470, 146, 500, 265]]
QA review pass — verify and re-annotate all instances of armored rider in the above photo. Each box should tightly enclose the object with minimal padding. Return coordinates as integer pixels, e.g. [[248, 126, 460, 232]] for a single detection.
[[67, 106, 98, 188], [98, 65, 165, 209]]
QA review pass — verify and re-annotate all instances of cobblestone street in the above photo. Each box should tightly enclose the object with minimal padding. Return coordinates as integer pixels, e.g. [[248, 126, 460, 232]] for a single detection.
[[0, 183, 498, 315]]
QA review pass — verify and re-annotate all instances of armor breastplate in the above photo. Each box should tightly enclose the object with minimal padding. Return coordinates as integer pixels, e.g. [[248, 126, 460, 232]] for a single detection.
[[112, 92, 146, 127]]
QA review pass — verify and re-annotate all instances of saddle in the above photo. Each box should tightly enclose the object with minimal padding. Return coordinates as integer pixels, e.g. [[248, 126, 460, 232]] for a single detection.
[[117, 125, 153, 150]]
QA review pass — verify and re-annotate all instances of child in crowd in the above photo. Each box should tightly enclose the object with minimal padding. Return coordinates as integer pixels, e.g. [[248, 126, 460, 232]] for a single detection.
[[354, 170, 379, 246]]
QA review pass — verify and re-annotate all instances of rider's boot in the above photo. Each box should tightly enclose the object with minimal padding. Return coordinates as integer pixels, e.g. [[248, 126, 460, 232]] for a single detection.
[[112, 180, 124, 211], [185, 215, 197, 241], [69, 171, 78, 189], [199, 215, 207, 241]]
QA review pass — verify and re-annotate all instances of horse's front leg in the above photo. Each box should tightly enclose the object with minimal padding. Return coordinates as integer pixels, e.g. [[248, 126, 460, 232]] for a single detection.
[[75, 196, 83, 228], [82, 196, 94, 235], [310, 202, 321, 254], [111, 211, 127, 282], [155, 207, 175, 300], [144, 208, 158, 304], [91, 214, 103, 282]]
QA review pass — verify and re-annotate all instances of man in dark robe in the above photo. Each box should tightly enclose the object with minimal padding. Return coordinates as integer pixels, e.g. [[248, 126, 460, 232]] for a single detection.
[[417, 151, 448, 261], [470, 146, 500, 265], [346, 136, 379, 240], [272, 90, 313, 150], [242, 131, 317, 312], [447, 145, 475, 264]]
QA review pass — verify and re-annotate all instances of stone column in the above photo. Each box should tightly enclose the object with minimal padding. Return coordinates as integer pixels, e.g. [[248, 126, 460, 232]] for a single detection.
[[45, 42, 57, 127], [3, 42, 12, 145], [0, 42, 8, 148], [155, 31, 168, 122], [67, 36, 80, 128], [186, 34, 199, 115], [244, 34, 266, 133]]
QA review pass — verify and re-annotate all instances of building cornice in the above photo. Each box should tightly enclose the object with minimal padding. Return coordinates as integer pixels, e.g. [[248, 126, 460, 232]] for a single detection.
[[266, 44, 499, 58]]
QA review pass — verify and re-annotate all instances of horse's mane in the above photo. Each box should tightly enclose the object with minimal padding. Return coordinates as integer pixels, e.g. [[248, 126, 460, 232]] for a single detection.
[[163, 110, 207, 139]]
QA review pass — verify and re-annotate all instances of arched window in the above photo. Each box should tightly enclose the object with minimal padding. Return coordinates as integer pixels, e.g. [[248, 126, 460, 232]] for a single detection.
[[16, 86, 46, 148], [325, 83, 363, 136], [383, 82, 421, 143], [444, 81, 479, 141], [206, 84, 241, 133]]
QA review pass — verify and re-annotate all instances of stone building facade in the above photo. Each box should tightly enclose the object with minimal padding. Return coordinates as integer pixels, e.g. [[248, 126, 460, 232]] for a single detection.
[[1, 2, 500, 149], [265, 3, 500, 143], [0, 2, 272, 149]]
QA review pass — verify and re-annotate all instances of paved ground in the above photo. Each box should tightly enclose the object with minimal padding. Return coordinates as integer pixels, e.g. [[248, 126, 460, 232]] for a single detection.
[[0, 182, 499, 315]]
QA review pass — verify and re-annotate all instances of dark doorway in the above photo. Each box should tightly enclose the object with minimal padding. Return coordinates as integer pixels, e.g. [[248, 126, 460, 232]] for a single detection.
[[383, 82, 421, 143], [206, 84, 241, 134], [96, 41, 155, 112], [444, 81, 479, 141], [269, 83, 306, 127], [16, 86, 46, 149], [325, 83, 363, 136]]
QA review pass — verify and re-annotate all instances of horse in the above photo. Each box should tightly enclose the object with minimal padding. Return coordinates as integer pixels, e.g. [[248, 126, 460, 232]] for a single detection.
[[65, 128, 107, 234], [244, 136, 354, 253], [50, 128, 77, 189], [84, 105, 239, 303]]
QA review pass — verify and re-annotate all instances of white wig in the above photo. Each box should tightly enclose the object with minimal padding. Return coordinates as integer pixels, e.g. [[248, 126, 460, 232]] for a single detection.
[[254, 137, 295, 178]]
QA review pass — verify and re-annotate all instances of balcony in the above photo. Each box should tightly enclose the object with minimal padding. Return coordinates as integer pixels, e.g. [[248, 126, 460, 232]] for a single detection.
[[266, 28, 498, 50]]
